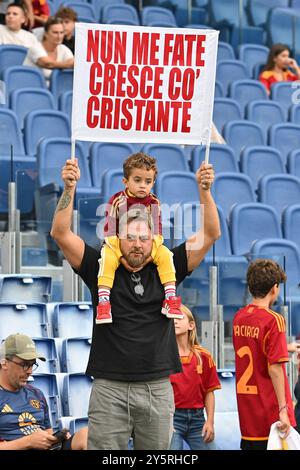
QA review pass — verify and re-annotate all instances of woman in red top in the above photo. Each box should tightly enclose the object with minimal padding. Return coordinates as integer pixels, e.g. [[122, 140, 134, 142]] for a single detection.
[[170, 305, 221, 450], [259, 43, 300, 94]]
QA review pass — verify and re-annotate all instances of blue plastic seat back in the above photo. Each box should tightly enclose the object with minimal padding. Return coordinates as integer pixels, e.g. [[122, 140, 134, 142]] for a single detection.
[[238, 44, 269, 75], [142, 6, 177, 26], [246, 100, 285, 140], [155, 171, 199, 207], [63, 373, 93, 417], [217, 42, 235, 62], [0, 275, 52, 303], [143, 144, 190, 173], [53, 302, 93, 338], [59, 90, 72, 121], [215, 80, 224, 97], [282, 204, 300, 248], [0, 303, 49, 339], [24, 110, 70, 156], [213, 98, 242, 132], [267, 7, 300, 52], [230, 203, 282, 255], [30, 373, 60, 428], [90, 142, 135, 189], [89, 0, 125, 22], [61, 337, 91, 373], [212, 173, 256, 219], [271, 82, 298, 120], [32, 338, 59, 374], [287, 150, 300, 178], [102, 3, 140, 24], [258, 174, 300, 214], [192, 144, 238, 173], [0, 45, 28, 77], [0, 109, 25, 155], [216, 60, 249, 95], [248, 0, 289, 26], [62, 2, 96, 20], [269, 124, 300, 166], [230, 79, 268, 114], [290, 104, 300, 124], [50, 69, 73, 102], [101, 169, 124, 203], [223, 120, 265, 158], [3, 66, 46, 99], [10, 88, 55, 129], [240, 146, 285, 189]]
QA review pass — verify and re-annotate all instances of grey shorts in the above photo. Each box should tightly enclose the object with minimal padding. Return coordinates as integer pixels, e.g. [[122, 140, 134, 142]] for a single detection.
[[87, 377, 175, 450]]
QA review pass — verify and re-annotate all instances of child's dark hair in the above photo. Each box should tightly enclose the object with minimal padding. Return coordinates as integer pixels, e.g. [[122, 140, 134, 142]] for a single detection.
[[247, 259, 286, 298], [55, 6, 78, 22], [123, 153, 157, 180]]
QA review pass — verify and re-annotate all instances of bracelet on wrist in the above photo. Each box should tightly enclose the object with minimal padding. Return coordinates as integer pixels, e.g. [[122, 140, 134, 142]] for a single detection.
[[279, 404, 288, 413]]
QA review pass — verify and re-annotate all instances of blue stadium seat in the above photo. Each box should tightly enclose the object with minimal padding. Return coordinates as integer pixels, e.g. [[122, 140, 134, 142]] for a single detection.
[[10, 88, 55, 129], [90, 0, 125, 22], [90, 142, 134, 190], [216, 60, 249, 95], [230, 79, 267, 114], [212, 173, 256, 220], [62, 2, 96, 21], [238, 44, 269, 76], [192, 144, 238, 173], [53, 302, 93, 338], [240, 146, 285, 189], [32, 338, 59, 374], [267, 7, 300, 54], [230, 203, 282, 255], [289, 104, 300, 124], [155, 172, 199, 206], [248, 0, 289, 27], [0, 275, 52, 303], [290, 301, 300, 336], [50, 69, 73, 102], [250, 238, 300, 290], [103, 3, 140, 24], [24, 110, 70, 156], [62, 373, 93, 417], [59, 90, 72, 121], [213, 98, 243, 132], [287, 150, 300, 178], [0, 155, 36, 214], [101, 169, 124, 203], [61, 337, 91, 373], [223, 120, 265, 159], [269, 123, 300, 166], [246, 101, 285, 140], [77, 197, 101, 247], [217, 41, 235, 62], [271, 82, 298, 120], [173, 204, 231, 256], [258, 174, 300, 214], [0, 45, 28, 77], [30, 373, 60, 428], [0, 109, 25, 155], [214, 411, 240, 450], [143, 144, 190, 173], [0, 303, 49, 338], [218, 258, 249, 307], [215, 80, 224, 98], [68, 417, 88, 434], [282, 204, 300, 250], [253, 61, 265, 79], [3, 66, 46, 101], [142, 6, 176, 26]]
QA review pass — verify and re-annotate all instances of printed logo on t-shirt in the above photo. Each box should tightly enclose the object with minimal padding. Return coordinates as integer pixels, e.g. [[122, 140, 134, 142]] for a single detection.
[[1, 404, 13, 413], [30, 399, 40, 409], [18, 412, 40, 435]]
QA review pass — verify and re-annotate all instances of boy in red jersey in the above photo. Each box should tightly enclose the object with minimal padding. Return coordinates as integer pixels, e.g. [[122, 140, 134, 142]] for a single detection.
[[96, 152, 183, 324], [233, 259, 296, 450]]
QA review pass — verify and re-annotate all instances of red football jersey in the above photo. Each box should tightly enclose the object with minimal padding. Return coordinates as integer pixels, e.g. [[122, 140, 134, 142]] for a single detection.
[[233, 304, 295, 441], [170, 347, 221, 409]]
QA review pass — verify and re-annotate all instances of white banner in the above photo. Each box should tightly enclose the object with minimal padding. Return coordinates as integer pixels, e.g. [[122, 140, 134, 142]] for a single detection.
[[72, 23, 219, 145]]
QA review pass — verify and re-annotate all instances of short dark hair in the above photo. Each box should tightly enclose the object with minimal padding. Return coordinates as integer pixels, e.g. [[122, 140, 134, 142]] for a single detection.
[[6, 2, 26, 15], [55, 6, 78, 22], [247, 259, 286, 298], [123, 153, 157, 180]]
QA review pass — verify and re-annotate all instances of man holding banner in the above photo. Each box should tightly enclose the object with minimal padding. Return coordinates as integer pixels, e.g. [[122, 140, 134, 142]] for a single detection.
[[51, 22, 220, 450]]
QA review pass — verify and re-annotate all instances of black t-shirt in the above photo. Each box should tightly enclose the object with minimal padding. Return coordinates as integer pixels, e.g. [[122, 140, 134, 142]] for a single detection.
[[76, 242, 190, 381], [63, 36, 75, 54]]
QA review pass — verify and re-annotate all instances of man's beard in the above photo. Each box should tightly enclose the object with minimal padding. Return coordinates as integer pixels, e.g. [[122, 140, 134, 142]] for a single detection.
[[126, 249, 147, 268]]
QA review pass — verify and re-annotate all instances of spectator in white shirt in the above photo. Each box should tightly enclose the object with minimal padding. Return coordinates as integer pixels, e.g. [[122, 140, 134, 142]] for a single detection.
[[23, 16, 74, 84], [0, 3, 38, 47]]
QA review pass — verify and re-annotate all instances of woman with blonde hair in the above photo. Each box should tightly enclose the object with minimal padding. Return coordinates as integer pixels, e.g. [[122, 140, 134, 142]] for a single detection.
[[170, 304, 221, 450]]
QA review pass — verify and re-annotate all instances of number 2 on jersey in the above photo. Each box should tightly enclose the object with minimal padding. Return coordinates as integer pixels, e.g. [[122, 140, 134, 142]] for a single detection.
[[237, 346, 258, 395]]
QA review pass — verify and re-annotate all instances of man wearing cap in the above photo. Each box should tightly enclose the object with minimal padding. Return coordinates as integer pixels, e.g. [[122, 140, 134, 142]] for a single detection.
[[0, 333, 87, 450]]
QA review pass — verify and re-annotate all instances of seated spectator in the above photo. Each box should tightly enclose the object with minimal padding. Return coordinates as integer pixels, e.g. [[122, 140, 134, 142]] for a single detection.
[[0, 333, 87, 450], [259, 43, 300, 94], [0, 1, 34, 28], [0, 2, 38, 47], [55, 6, 77, 54], [23, 16, 74, 84], [32, 0, 50, 29]]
